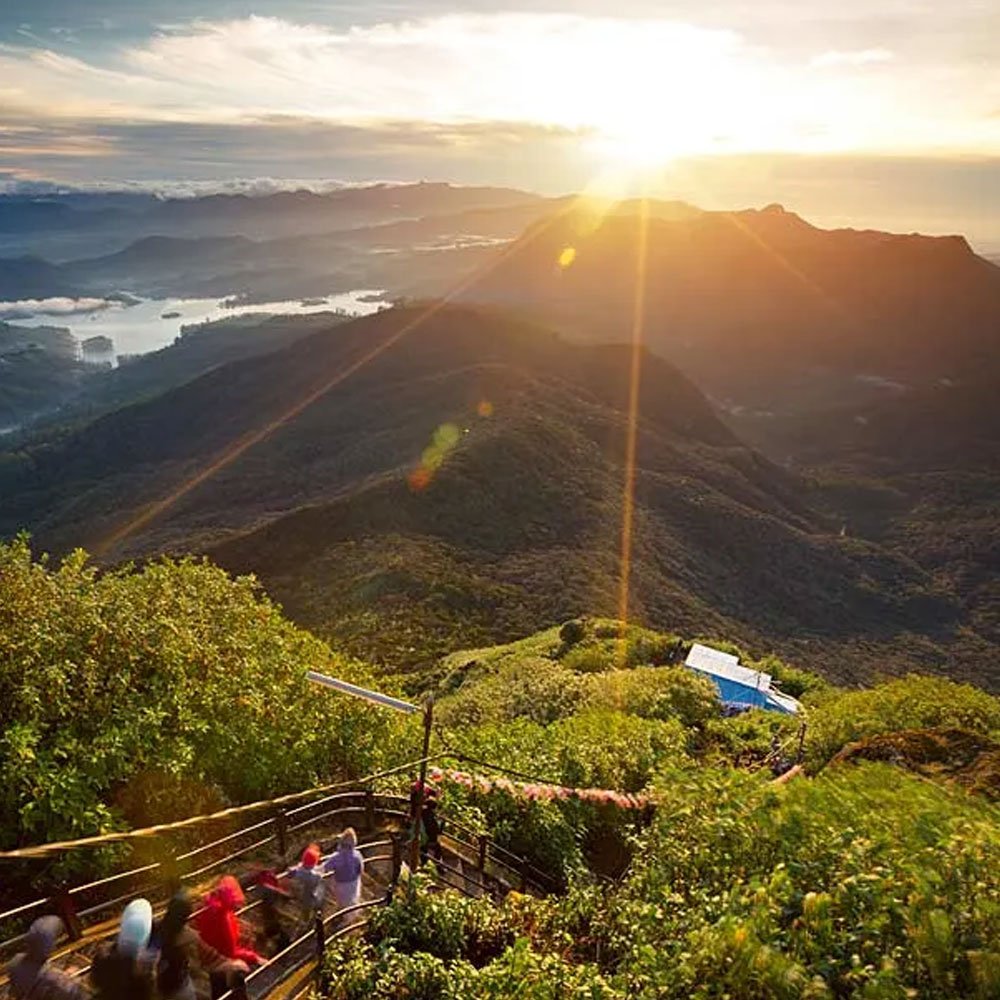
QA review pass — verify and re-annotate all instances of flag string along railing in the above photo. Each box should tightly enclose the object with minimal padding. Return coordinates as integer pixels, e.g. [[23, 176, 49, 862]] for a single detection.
[[429, 764, 653, 811]]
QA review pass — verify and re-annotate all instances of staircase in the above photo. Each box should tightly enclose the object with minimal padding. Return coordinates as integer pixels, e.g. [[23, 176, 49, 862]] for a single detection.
[[0, 785, 557, 1000]]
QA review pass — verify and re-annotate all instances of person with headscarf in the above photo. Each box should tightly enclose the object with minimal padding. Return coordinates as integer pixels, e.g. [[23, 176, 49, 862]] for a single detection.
[[7, 916, 86, 1000], [152, 890, 246, 1000], [195, 877, 262, 972], [89, 899, 154, 1000], [323, 828, 364, 913], [286, 843, 325, 929]]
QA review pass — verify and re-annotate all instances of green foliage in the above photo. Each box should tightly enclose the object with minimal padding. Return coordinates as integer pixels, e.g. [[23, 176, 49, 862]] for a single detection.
[[699, 708, 801, 765], [614, 763, 1000, 998], [549, 711, 688, 791], [321, 936, 620, 1000], [806, 675, 1000, 768], [558, 618, 586, 646], [562, 644, 616, 674], [560, 623, 681, 675], [755, 654, 827, 699], [448, 937, 621, 999], [0, 537, 405, 848], [440, 711, 686, 879], [368, 871, 514, 964], [322, 760, 1000, 998], [437, 656, 584, 727], [322, 886, 619, 1000], [584, 667, 721, 728]]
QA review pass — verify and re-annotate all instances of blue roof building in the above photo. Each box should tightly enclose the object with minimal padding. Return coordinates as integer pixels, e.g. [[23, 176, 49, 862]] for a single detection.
[[684, 643, 801, 715]]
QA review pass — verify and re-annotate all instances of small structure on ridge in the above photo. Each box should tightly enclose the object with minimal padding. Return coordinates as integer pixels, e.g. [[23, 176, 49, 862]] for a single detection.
[[684, 643, 801, 715]]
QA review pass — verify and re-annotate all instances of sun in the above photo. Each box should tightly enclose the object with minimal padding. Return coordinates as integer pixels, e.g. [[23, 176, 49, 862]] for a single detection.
[[594, 122, 688, 169]]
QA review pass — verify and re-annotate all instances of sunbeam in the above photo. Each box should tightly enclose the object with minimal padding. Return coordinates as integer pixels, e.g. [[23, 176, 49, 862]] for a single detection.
[[615, 195, 650, 664]]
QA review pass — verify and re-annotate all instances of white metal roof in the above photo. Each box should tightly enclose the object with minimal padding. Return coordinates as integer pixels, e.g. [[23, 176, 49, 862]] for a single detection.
[[765, 689, 802, 715], [685, 642, 771, 690]]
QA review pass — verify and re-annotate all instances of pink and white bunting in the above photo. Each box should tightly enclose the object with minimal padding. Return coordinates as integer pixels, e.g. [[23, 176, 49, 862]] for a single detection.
[[427, 766, 651, 810]]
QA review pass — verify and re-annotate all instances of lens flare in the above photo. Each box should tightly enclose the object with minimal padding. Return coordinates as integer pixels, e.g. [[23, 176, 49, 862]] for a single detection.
[[408, 421, 461, 492]]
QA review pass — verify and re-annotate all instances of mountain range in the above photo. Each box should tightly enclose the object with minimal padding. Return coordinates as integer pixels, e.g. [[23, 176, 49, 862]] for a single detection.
[[0, 184, 997, 691], [0, 303, 991, 689], [445, 201, 1000, 415]]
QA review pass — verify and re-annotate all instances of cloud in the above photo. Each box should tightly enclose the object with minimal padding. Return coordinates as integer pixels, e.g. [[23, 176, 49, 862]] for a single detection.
[[0, 9, 997, 173], [811, 48, 894, 67], [0, 117, 588, 192]]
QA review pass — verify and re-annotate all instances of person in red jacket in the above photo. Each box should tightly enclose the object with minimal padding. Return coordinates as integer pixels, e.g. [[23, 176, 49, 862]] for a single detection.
[[195, 876, 263, 998]]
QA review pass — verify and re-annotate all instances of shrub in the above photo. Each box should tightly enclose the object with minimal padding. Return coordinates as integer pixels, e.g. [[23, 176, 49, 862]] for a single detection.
[[755, 654, 827, 699], [369, 872, 479, 960], [563, 643, 616, 674], [585, 667, 721, 728], [436, 656, 583, 727], [559, 618, 587, 646], [0, 537, 405, 849], [806, 675, 1000, 767]]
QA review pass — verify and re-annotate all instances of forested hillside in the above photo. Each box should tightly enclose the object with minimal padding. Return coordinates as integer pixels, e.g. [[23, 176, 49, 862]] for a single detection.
[[0, 304, 986, 685]]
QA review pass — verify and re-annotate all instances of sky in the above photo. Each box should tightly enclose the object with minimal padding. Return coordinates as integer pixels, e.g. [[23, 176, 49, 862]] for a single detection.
[[1, 0, 998, 245]]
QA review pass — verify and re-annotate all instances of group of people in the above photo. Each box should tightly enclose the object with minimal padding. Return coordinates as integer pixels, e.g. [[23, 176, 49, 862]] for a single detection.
[[285, 829, 365, 929], [8, 829, 366, 1000]]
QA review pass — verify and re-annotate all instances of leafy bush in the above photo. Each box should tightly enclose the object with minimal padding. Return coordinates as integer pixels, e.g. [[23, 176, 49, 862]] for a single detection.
[[0, 537, 406, 848], [616, 763, 1000, 998], [320, 760, 1000, 999], [699, 708, 802, 765], [806, 675, 1000, 767], [549, 711, 688, 791], [584, 667, 721, 728], [436, 656, 583, 727], [322, 938, 455, 1000], [321, 936, 620, 1000], [755, 654, 827, 699], [369, 872, 480, 960], [448, 937, 622, 998], [558, 618, 586, 646], [563, 643, 616, 674], [366, 872, 514, 963]]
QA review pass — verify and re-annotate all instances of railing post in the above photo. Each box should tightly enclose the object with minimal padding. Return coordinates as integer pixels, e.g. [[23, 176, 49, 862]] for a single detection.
[[519, 859, 529, 893], [386, 832, 402, 899], [409, 696, 434, 872], [313, 912, 325, 982], [274, 809, 288, 861], [52, 887, 82, 942], [364, 788, 376, 832], [162, 854, 183, 896], [477, 835, 488, 874]]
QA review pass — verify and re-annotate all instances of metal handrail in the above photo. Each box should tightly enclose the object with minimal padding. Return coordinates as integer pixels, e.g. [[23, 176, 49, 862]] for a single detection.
[[0, 768, 562, 1000], [285, 790, 364, 820], [175, 815, 276, 862], [34, 831, 401, 986], [443, 817, 558, 888]]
